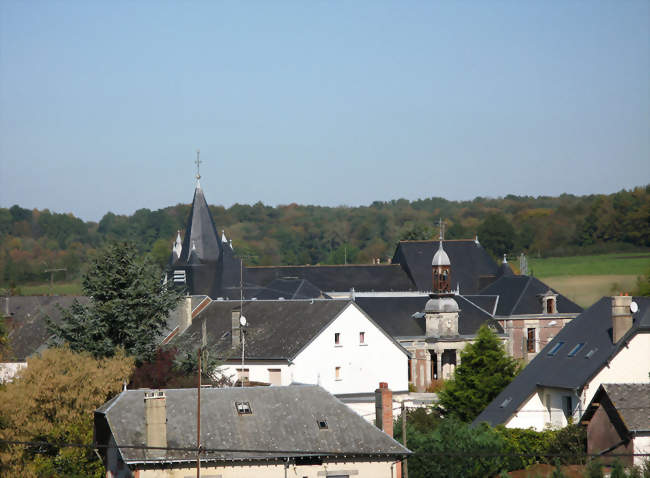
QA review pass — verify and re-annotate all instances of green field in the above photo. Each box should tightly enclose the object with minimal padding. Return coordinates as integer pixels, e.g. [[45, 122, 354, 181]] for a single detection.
[[1, 281, 83, 296], [517, 252, 650, 278], [513, 252, 649, 307]]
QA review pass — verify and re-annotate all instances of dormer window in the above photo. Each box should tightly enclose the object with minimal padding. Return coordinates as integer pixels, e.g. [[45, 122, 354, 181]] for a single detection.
[[547, 298, 555, 314], [541, 292, 558, 314], [235, 401, 252, 415]]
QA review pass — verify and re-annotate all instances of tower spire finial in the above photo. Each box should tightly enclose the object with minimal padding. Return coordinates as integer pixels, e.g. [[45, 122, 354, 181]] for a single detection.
[[436, 217, 445, 241], [195, 149, 202, 185]]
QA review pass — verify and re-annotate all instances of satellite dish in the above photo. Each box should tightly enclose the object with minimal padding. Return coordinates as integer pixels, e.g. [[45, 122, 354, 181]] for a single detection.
[[239, 315, 247, 327], [630, 301, 639, 314]]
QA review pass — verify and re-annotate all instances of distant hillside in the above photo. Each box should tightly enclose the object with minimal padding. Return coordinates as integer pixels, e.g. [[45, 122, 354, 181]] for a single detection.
[[1, 185, 648, 287]]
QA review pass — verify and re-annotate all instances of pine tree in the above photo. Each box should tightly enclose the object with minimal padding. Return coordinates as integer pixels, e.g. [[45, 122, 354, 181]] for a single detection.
[[437, 324, 521, 422], [48, 242, 182, 363]]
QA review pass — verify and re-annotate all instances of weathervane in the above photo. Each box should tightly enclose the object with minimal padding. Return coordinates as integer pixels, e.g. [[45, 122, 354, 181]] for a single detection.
[[195, 149, 202, 181]]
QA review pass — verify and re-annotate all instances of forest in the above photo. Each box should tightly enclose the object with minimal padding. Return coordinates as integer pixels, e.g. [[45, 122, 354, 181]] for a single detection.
[[1, 185, 648, 287]]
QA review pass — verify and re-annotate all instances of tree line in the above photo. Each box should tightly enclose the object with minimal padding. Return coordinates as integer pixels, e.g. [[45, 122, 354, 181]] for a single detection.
[[1, 185, 648, 286]]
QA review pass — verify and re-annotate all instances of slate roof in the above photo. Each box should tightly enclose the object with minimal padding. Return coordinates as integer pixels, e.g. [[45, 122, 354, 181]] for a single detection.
[[245, 263, 416, 293], [171, 299, 407, 360], [252, 277, 326, 300], [391, 240, 500, 294], [94, 385, 410, 465], [178, 185, 221, 264], [354, 294, 503, 339], [1, 296, 89, 361], [478, 275, 583, 316], [582, 383, 650, 433], [473, 296, 650, 427]]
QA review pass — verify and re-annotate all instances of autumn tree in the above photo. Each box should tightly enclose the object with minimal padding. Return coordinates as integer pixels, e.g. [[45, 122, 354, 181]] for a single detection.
[[0, 347, 134, 477], [477, 213, 516, 257], [48, 242, 182, 363], [438, 325, 521, 422]]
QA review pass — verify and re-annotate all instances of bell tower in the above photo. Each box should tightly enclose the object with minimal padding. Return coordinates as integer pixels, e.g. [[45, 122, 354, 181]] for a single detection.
[[431, 219, 451, 293]]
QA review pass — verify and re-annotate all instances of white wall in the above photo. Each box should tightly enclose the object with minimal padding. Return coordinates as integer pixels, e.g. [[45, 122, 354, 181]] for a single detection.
[[633, 435, 650, 467], [581, 333, 650, 406], [216, 362, 292, 386], [292, 303, 409, 395], [0, 362, 27, 383], [506, 332, 650, 431]]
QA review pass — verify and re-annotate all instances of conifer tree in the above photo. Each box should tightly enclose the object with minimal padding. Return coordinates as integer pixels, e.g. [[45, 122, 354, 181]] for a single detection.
[[438, 324, 521, 422], [48, 242, 182, 363]]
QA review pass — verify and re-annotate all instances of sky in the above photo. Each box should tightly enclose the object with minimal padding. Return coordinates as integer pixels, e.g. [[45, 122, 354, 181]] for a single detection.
[[0, 1, 648, 222]]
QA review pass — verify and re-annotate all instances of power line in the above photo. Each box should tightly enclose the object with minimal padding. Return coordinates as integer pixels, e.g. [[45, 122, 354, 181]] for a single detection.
[[2, 439, 648, 459]]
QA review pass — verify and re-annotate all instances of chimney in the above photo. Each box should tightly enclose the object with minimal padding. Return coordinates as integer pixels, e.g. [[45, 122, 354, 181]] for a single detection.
[[612, 295, 633, 343], [144, 391, 167, 454], [231, 308, 241, 348], [375, 382, 393, 437]]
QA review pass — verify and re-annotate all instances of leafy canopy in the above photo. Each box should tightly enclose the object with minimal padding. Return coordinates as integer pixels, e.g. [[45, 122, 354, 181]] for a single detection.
[[437, 324, 521, 422], [48, 242, 182, 363], [0, 347, 134, 478]]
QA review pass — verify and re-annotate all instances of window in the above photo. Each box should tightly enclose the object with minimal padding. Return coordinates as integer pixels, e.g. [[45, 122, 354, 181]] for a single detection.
[[567, 343, 585, 357], [359, 332, 365, 344], [547, 341, 564, 356], [235, 401, 252, 415], [173, 269, 186, 284], [562, 396, 573, 419], [236, 368, 249, 383], [334, 332, 340, 345], [547, 298, 555, 314], [407, 358, 412, 382], [268, 368, 281, 386], [527, 328, 536, 353], [585, 348, 598, 359], [317, 419, 328, 430], [335, 366, 342, 380]]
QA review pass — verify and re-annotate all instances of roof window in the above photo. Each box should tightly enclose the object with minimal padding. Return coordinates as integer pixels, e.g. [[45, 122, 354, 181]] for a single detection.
[[235, 401, 252, 415], [547, 341, 565, 356], [499, 397, 512, 408], [317, 419, 328, 430], [585, 348, 598, 359], [567, 343, 585, 357]]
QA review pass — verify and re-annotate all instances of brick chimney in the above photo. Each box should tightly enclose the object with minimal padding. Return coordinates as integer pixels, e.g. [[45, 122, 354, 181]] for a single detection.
[[231, 308, 241, 348], [375, 382, 393, 437], [612, 295, 633, 343], [144, 391, 167, 454]]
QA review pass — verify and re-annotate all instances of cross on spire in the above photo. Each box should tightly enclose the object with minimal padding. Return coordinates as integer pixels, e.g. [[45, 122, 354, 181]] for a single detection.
[[195, 149, 202, 181], [436, 217, 446, 241]]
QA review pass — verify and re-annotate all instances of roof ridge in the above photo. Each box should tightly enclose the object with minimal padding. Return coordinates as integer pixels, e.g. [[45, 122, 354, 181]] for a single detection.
[[510, 276, 533, 315], [247, 263, 402, 269]]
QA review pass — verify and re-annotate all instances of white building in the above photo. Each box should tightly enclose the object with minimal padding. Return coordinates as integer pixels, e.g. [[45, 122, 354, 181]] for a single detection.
[[474, 295, 650, 431], [170, 298, 410, 395]]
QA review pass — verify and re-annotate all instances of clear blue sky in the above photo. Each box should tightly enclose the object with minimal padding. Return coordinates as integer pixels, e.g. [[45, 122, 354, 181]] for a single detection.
[[1, 1, 648, 222]]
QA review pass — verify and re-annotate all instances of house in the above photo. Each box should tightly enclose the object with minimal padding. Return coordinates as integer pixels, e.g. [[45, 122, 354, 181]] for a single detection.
[[169, 299, 410, 395], [478, 271, 583, 360], [474, 295, 650, 431], [94, 384, 411, 478], [0, 295, 89, 382], [581, 383, 650, 467]]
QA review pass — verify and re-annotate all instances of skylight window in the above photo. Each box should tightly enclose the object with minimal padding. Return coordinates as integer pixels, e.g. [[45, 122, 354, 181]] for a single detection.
[[235, 401, 252, 415], [499, 397, 512, 408], [585, 348, 598, 359], [547, 341, 565, 356], [317, 419, 328, 430], [567, 343, 585, 357]]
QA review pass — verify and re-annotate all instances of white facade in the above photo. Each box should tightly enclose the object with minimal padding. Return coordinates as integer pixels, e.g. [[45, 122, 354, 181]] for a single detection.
[[506, 332, 650, 431], [217, 303, 409, 395]]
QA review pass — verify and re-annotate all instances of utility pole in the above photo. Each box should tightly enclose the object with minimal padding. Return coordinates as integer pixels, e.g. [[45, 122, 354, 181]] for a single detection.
[[401, 401, 408, 478], [43, 268, 66, 291], [196, 348, 201, 478]]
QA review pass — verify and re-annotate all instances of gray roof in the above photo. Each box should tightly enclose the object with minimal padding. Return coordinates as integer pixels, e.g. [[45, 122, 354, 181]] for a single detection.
[[252, 277, 326, 300], [582, 383, 650, 433], [354, 294, 503, 339], [391, 240, 500, 294], [94, 385, 410, 464], [171, 299, 408, 360], [478, 275, 582, 316], [1, 295, 89, 361], [474, 296, 650, 427]]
